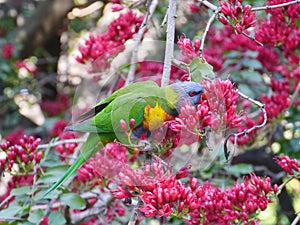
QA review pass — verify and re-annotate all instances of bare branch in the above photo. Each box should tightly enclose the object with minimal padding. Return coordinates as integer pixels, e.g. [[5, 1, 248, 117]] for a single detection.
[[38, 138, 86, 149], [291, 211, 300, 225], [286, 81, 300, 113], [125, 0, 158, 85], [161, 0, 177, 87], [251, 0, 300, 11], [199, 7, 220, 58], [278, 174, 300, 193], [128, 209, 138, 225], [172, 58, 189, 72], [197, 0, 218, 11], [242, 31, 263, 46], [225, 91, 267, 158]]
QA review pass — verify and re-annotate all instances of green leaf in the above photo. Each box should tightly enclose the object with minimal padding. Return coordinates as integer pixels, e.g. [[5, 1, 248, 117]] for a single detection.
[[295, 18, 300, 28], [49, 211, 66, 225], [37, 165, 72, 184], [28, 209, 44, 224], [0, 206, 22, 218], [241, 59, 262, 69], [11, 186, 34, 196], [240, 70, 262, 83], [190, 58, 202, 82], [226, 164, 253, 177], [59, 193, 86, 209], [190, 58, 215, 82], [224, 50, 242, 58], [244, 50, 259, 58]]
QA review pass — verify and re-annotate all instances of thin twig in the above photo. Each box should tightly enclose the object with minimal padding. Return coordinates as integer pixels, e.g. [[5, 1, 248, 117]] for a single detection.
[[286, 80, 300, 113], [160, 7, 168, 27], [0, 194, 13, 208], [242, 31, 263, 46], [128, 209, 138, 225], [225, 91, 267, 155], [161, 0, 177, 87], [278, 174, 300, 193], [172, 58, 189, 72], [291, 212, 300, 225], [125, 0, 158, 86], [199, 7, 220, 58], [251, 0, 300, 11], [38, 138, 86, 149], [197, 0, 218, 11], [0, 217, 25, 221]]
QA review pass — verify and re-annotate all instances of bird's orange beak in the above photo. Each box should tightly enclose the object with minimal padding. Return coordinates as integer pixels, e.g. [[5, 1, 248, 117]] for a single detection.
[[199, 92, 207, 104]]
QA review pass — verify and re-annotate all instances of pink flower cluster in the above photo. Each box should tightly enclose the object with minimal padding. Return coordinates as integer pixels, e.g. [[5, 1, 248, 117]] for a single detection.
[[76, 10, 143, 72], [1, 42, 14, 59], [188, 173, 275, 225], [219, 0, 256, 34], [0, 135, 42, 172], [260, 78, 291, 120], [154, 78, 244, 148], [202, 78, 244, 131], [274, 155, 299, 175], [255, 0, 300, 65], [15, 59, 38, 75], [177, 36, 200, 62], [51, 120, 78, 159], [77, 142, 129, 184], [167, 101, 212, 145], [40, 93, 70, 117], [110, 160, 275, 224]]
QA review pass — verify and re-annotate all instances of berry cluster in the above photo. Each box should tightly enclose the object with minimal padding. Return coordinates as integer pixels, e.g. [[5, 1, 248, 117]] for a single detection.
[[0, 135, 42, 172], [274, 155, 299, 175]]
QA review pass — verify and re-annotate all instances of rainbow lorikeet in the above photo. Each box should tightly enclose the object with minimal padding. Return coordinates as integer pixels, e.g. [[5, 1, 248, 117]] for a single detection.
[[45, 80, 204, 194]]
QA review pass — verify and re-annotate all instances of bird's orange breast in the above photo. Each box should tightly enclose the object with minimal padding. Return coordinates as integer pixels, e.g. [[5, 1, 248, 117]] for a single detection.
[[143, 102, 173, 131]]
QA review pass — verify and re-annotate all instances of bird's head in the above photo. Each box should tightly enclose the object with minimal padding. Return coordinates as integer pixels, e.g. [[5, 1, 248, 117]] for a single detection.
[[181, 81, 205, 106], [167, 81, 205, 111]]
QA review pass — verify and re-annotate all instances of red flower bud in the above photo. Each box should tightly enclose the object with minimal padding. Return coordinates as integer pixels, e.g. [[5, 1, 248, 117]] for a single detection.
[[218, 15, 229, 25], [36, 151, 43, 163], [120, 119, 128, 133], [129, 118, 135, 130], [21, 154, 28, 164]]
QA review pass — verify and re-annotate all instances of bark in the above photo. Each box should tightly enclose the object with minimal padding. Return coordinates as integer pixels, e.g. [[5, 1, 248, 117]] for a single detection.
[[15, 0, 75, 58]]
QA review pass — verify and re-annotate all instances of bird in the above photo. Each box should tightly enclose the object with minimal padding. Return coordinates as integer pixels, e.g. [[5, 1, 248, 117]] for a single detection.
[[45, 80, 204, 195]]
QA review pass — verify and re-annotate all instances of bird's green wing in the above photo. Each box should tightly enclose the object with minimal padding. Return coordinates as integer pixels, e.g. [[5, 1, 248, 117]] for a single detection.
[[74, 80, 159, 124]]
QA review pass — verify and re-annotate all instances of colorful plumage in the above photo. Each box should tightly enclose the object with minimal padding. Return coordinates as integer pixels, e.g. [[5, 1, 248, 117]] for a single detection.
[[45, 80, 204, 195]]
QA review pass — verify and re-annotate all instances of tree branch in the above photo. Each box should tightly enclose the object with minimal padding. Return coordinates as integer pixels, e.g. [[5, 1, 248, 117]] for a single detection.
[[197, 0, 218, 11], [125, 0, 158, 86], [251, 0, 300, 11], [161, 0, 177, 87], [199, 7, 220, 58], [38, 138, 86, 149]]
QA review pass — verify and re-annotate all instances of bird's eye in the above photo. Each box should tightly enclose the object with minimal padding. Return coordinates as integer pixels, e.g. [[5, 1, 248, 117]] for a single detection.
[[189, 91, 197, 97]]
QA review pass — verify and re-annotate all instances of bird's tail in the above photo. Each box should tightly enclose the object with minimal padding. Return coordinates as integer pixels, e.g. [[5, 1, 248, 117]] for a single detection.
[[44, 155, 86, 196], [44, 133, 104, 196]]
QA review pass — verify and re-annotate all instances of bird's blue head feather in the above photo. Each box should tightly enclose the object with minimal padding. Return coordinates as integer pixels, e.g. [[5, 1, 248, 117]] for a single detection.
[[169, 81, 205, 109]]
